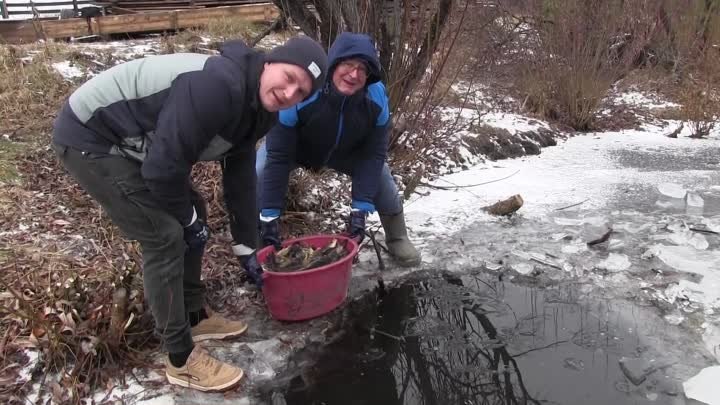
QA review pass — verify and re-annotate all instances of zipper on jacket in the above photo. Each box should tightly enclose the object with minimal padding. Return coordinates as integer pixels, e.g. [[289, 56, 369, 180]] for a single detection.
[[324, 96, 347, 165]]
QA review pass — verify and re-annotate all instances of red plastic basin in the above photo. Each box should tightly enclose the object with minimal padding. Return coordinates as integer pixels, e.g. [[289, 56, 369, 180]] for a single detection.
[[257, 234, 359, 321]]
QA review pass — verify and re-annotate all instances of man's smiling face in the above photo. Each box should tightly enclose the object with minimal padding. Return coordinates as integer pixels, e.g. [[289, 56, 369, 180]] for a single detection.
[[259, 62, 313, 112]]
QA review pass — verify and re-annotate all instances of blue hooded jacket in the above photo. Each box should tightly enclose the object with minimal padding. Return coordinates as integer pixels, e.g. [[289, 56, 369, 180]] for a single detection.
[[261, 32, 390, 216]]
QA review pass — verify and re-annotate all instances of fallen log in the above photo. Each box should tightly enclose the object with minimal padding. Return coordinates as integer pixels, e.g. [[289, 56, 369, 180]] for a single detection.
[[483, 194, 524, 216]]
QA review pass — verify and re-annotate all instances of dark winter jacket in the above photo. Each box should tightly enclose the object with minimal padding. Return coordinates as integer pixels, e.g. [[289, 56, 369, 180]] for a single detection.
[[52, 41, 276, 246], [261, 33, 389, 215]]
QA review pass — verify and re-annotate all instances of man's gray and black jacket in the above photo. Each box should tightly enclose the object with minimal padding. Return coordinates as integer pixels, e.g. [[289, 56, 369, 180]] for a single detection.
[[261, 32, 389, 217], [52, 41, 276, 248]]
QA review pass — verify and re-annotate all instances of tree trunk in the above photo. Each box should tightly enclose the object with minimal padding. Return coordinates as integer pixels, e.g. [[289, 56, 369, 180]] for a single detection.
[[271, 0, 455, 113]]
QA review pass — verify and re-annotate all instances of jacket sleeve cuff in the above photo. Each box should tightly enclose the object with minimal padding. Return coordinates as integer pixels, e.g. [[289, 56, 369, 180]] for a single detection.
[[232, 243, 255, 256], [260, 208, 281, 221], [351, 200, 375, 214], [184, 206, 198, 227]]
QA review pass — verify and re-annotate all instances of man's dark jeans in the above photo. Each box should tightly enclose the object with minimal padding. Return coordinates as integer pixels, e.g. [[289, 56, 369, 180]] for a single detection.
[[51, 142, 204, 353]]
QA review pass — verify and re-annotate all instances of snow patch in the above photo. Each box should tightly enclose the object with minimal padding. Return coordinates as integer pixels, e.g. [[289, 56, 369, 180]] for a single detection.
[[52, 61, 85, 80], [614, 91, 680, 109]]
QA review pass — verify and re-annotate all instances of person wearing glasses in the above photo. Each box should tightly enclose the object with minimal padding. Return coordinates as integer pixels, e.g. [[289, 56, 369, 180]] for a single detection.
[[242, 32, 421, 285]]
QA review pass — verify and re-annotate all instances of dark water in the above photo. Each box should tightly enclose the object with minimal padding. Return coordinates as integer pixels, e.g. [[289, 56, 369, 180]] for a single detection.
[[281, 272, 696, 405]]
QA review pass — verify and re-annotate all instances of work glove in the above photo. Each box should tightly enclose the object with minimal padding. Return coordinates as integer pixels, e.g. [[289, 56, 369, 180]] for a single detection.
[[183, 218, 209, 249], [239, 251, 264, 289], [259, 216, 282, 250], [346, 209, 367, 243]]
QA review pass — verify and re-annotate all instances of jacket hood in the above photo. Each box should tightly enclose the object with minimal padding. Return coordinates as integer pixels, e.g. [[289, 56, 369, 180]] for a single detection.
[[218, 39, 266, 111], [328, 32, 381, 84], [219, 40, 255, 65]]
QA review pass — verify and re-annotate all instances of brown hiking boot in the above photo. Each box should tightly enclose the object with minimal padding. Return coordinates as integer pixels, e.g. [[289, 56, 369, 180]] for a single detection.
[[165, 346, 244, 392], [191, 311, 248, 342]]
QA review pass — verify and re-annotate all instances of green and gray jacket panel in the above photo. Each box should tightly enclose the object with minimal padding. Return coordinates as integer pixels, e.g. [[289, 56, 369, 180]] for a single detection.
[[52, 41, 276, 245]]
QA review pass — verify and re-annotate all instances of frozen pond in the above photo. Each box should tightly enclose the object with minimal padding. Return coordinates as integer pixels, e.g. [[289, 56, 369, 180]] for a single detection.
[[279, 129, 720, 404]]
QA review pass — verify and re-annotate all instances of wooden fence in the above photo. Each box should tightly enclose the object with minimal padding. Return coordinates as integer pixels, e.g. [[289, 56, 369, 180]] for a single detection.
[[0, 2, 278, 42], [0, 0, 268, 19]]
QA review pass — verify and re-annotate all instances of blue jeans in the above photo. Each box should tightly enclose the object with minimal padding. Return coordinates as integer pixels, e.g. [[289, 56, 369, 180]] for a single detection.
[[256, 142, 402, 215]]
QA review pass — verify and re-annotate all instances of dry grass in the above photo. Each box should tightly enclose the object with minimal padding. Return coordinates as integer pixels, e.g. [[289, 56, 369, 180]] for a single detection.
[[204, 17, 267, 42], [160, 19, 274, 54], [0, 44, 75, 137]]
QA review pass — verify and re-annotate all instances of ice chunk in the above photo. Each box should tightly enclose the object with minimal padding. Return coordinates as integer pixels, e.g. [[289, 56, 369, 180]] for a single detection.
[[668, 232, 709, 250], [661, 284, 686, 304], [554, 217, 584, 226], [656, 200, 683, 210], [702, 216, 720, 233], [664, 314, 684, 325], [683, 366, 720, 405], [686, 192, 704, 207], [512, 262, 534, 275], [553, 216, 607, 226], [702, 323, 720, 363], [649, 244, 720, 305], [562, 242, 586, 254], [619, 357, 651, 385], [616, 222, 652, 234], [597, 253, 631, 272], [657, 183, 687, 199]]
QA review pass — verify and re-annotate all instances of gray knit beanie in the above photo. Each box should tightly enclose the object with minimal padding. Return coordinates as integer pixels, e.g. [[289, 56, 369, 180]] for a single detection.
[[265, 36, 328, 95]]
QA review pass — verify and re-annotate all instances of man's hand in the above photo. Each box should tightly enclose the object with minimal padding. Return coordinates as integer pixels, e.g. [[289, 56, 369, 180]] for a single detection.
[[239, 252, 264, 289], [260, 217, 282, 250], [346, 209, 367, 243], [184, 218, 209, 249]]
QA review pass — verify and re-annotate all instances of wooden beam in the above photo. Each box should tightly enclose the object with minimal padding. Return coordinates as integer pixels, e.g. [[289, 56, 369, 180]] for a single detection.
[[4, 0, 93, 6], [0, 3, 278, 43]]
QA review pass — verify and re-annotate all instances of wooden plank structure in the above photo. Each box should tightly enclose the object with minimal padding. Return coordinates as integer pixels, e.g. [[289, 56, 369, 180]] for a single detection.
[[0, 2, 278, 43], [99, 0, 267, 12], [0, 0, 268, 18], [3, 0, 95, 17]]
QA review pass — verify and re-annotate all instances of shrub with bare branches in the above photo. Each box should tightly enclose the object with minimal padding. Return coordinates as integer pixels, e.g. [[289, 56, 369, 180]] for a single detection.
[[666, 0, 720, 137], [514, 0, 662, 130]]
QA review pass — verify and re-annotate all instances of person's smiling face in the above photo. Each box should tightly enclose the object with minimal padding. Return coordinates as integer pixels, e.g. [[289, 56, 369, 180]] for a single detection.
[[259, 62, 313, 112], [332, 58, 369, 96]]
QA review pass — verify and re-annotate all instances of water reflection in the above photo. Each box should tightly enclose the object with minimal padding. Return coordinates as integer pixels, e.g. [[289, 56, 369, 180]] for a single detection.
[[283, 272, 698, 405]]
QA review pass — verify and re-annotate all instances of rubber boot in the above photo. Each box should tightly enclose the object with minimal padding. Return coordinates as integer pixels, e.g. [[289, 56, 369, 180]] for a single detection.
[[379, 208, 421, 267]]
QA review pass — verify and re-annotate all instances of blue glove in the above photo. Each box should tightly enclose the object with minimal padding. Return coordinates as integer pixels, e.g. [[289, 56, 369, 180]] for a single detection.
[[346, 209, 367, 243], [240, 252, 264, 288], [259, 215, 282, 249], [183, 218, 209, 249]]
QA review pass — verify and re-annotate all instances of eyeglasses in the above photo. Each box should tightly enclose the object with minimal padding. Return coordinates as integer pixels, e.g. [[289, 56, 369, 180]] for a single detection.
[[338, 60, 369, 78]]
